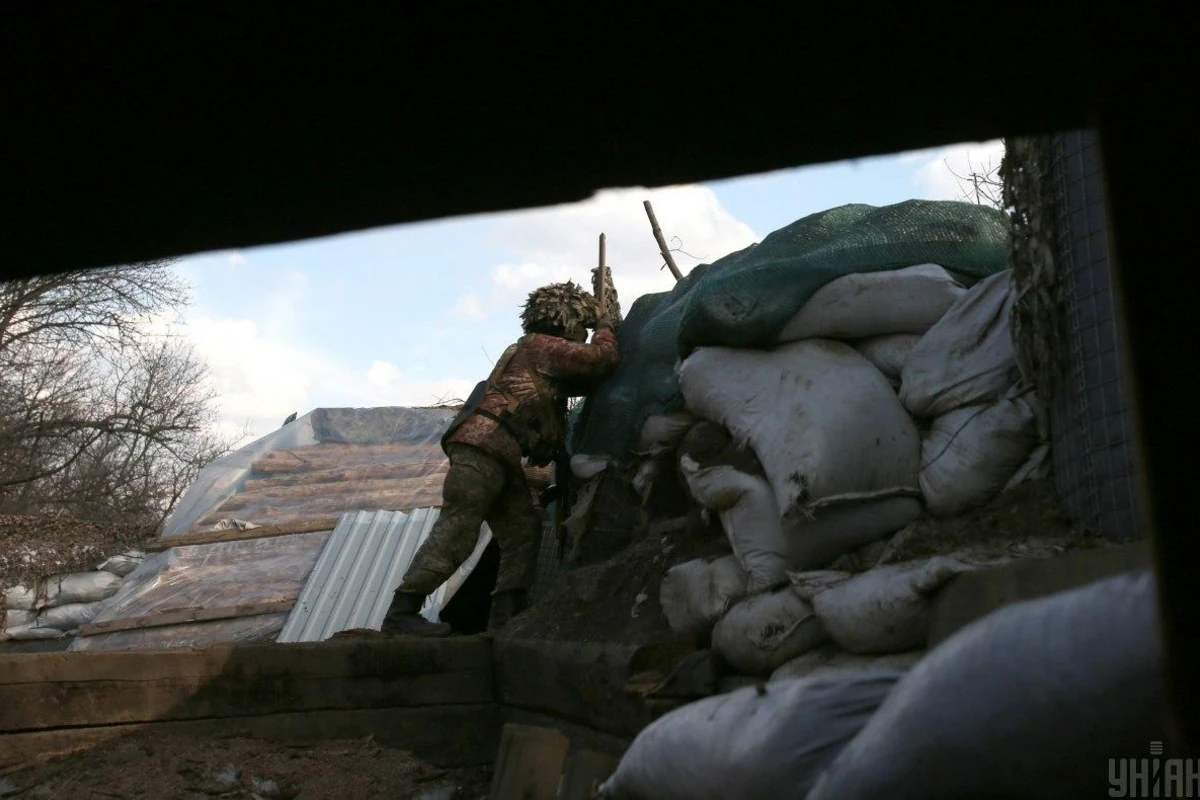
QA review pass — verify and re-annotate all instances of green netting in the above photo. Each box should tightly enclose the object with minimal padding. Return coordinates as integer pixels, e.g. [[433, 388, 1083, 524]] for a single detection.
[[571, 199, 1011, 462]]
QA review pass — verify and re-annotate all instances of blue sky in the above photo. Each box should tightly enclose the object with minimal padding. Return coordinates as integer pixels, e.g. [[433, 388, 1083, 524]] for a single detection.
[[165, 139, 1004, 447]]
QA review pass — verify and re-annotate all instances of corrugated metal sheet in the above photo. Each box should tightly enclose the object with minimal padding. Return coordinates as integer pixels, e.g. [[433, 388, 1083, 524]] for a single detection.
[[276, 508, 492, 643]]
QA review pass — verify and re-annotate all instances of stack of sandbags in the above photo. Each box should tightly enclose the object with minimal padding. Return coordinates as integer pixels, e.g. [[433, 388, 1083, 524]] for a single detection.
[[807, 570, 1165, 799], [898, 269, 1049, 517], [597, 669, 904, 800], [1, 550, 143, 641]]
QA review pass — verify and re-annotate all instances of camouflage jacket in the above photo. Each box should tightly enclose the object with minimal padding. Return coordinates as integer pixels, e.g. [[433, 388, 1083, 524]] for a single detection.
[[448, 328, 618, 469]]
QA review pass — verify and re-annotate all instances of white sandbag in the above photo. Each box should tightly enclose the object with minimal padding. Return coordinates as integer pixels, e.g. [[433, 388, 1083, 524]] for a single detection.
[[679, 339, 920, 525], [712, 587, 830, 675], [98, 550, 145, 577], [3, 584, 36, 610], [808, 571, 1166, 800], [38, 570, 122, 608], [36, 601, 101, 631], [679, 456, 790, 592], [3, 608, 37, 630], [810, 556, 978, 654], [853, 333, 921, 383], [636, 411, 697, 457], [660, 555, 750, 637], [920, 386, 1041, 518], [776, 264, 966, 342], [597, 670, 903, 800], [631, 457, 664, 504], [770, 643, 925, 682], [2, 625, 67, 641], [570, 454, 608, 481], [900, 269, 1019, 418], [784, 491, 923, 572]]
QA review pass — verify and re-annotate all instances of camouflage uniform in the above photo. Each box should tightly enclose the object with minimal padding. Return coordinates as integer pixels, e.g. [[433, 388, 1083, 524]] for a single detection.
[[396, 326, 619, 601]]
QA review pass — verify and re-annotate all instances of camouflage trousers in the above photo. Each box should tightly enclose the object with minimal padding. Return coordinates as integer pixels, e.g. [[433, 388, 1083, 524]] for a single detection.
[[397, 442, 541, 597]]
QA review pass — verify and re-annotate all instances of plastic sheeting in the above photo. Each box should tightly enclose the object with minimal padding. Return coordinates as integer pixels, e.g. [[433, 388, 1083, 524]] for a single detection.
[[162, 406, 456, 537], [69, 531, 331, 651]]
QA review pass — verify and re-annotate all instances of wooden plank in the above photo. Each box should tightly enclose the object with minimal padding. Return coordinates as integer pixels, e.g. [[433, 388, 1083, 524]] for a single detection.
[[927, 541, 1150, 646], [250, 443, 444, 474], [242, 460, 448, 492], [150, 517, 340, 551], [558, 749, 621, 800], [0, 635, 492, 684], [0, 668, 492, 732], [488, 723, 570, 800], [0, 703, 500, 770], [500, 708, 631, 760], [77, 600, 296, 636]]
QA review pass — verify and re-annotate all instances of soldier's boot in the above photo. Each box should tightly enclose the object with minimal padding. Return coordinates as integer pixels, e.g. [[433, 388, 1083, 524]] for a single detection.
[[487, 589, 528, 632], [380, 591, 452, 637]]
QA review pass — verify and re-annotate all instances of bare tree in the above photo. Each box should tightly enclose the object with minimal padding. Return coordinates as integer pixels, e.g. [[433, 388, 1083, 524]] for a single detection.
[[0, 262, 241, 526], [946, 142, 1006, 209]]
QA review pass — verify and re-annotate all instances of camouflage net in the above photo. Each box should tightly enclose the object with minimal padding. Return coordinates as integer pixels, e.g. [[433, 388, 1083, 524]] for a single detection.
[[1003, 136, 1067, 405], [572, 200, 1012, 462]]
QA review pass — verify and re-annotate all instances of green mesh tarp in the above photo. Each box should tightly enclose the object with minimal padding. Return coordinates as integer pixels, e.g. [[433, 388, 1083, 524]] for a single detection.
[[571, 199, 1010, 461]]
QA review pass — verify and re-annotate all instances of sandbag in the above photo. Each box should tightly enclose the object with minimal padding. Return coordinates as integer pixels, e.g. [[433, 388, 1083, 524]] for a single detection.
[[775, 264, 966, 342], [809, 557, 979, 654], [36, 601, 101, 631], [3, 584, 36, 610], [2, 608, 36, 630], [789, 570, 853, 602], [98, 551, 145, 577], [770, 643, 925, 682], [900, 268, 1019, 418], [808, 570, 1166, 799], [853, 334, 921, 383], [679, 339, 920, 525], [784, 491, 923, 572], [660, 555, 750, 637], [597, 670, 903, 800], [636, 411, 698, 457], [38, 571, 122, 608], [711, 587, 830, 675], [919, 386, 1041, 518], [570, 454, 608, 481], [1, 625, 67, 641], [679, 456, 790, 593]]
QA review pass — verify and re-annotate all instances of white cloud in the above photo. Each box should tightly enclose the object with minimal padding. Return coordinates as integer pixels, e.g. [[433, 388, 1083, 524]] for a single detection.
[[225, 250, 248, 266], [912, 139, 1005, 203], [458, 184, 759, 321]]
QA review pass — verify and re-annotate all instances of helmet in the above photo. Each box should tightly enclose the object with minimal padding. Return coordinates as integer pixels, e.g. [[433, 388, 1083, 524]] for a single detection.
[[520, 281, 599, 335]]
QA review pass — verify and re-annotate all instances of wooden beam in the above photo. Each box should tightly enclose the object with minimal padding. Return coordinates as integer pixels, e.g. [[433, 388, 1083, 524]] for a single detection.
[[0, 704, 501, 770], [77, 600, 298, 637], [0, 636, 491, 685], [147, 518, 340, 551]]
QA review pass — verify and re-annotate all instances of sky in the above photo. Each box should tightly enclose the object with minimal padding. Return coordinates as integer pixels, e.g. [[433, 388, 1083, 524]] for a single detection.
[[164, 139, 1005, 448]]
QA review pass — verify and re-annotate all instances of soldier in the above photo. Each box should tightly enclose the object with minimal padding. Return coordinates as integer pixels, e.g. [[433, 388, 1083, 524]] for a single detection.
[[381, 276, 620, 637]]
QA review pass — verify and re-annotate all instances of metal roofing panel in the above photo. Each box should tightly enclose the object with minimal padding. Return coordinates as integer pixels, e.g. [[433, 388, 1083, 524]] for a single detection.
[[276, 508, 492, 643]]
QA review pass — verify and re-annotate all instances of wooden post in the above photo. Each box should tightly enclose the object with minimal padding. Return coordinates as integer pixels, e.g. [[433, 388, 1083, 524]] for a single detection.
[[489, 723, 570, 800], [643, 200, 684, 282]]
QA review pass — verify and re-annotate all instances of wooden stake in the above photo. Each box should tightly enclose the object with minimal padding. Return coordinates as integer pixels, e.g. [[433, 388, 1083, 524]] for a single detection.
[[595, 232, 608, 317], [643, 200, 684, 282]]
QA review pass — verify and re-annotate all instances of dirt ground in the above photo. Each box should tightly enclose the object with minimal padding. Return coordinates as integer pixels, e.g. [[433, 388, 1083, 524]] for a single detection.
[[506, 506, 729, 646], [0, 732, 492, 800]]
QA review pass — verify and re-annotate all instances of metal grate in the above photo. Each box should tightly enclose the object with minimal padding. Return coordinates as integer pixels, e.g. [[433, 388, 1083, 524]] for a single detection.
[[1045, 129, 1143, 541]]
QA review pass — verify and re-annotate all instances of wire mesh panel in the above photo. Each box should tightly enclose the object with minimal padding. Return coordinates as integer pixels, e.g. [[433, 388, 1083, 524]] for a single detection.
[[1046, 129, 1143, 541]]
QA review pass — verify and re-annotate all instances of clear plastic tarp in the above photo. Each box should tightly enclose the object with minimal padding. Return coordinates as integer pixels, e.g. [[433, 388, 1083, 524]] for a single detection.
[[162, 406, 457, 537], [69, 531, 331, 651]]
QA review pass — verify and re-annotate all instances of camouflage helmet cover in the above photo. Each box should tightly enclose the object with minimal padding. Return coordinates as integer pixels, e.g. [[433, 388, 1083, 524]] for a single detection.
[[520, 280, 600, 334]]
